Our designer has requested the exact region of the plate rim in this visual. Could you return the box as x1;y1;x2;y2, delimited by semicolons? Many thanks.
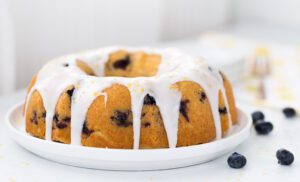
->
6;101;251;163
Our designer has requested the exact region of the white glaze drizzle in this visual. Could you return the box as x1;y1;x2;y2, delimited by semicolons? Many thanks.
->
209;67;233;135
150;78;181;148
71;77;110;145
24;47;232;148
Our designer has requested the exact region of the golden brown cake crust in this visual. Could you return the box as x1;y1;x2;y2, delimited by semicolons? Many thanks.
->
139;94;169;149
82;84;134;149
51;86;74;144
105;50;161;77
220;72;238;124
76;60;95;76
26;90;46;139
175;81;216;147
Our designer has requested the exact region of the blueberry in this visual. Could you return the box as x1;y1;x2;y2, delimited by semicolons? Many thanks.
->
219;107;228;115
254;121;273;135
199;92;207;103
254;119;264;126
31;111;38;125
179;99;190;122
251;111;265;125
53;114;70;129
56;122;68;129
42;112;47;118
276;149;294;165
82;121;93;135
66;88;75;97
142;122;151;128
113;55;130;70
110;110;132;127
143;94;156;105
227;152;247;169
282;107;297;118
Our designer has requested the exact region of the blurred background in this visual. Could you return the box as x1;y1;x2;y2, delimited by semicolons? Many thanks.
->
1;0;300;99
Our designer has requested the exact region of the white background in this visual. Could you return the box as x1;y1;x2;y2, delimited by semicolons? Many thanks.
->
1;0;300;94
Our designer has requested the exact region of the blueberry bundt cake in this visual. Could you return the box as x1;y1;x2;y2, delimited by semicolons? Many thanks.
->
24;47;238;149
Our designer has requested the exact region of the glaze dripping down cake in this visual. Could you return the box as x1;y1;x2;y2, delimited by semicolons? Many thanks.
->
24;47;238;149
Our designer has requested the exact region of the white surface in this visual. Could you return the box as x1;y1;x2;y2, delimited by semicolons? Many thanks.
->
235;42;300;110
235;0;300;30
6;0;232;89
0;0;15;95
6;103;250;171
0;89;299;181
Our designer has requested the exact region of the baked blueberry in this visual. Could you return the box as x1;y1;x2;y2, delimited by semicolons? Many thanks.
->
199;92;207;103
282;107;297;118
42;112;47;118
227;152;247;169
276;149;294;165
113;55;130;70
180;100;190;122
110;110;132;127
142;122;151;128
251;111;265;125
31;111;38;125
141;112;146;117
56;122;68;129
82;121;93;135
66;88;75;97
219;107;227;115
53;114;70;129
254;121;273;135
143;94;156;105
53;114;59;123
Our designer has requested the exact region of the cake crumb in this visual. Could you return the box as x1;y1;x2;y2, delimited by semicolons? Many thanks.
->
93;92;98;97
10;177;15;182
127;84;133;88
20;161;30;167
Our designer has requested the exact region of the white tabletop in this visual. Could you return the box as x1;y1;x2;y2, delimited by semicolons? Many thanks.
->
0;87;299;182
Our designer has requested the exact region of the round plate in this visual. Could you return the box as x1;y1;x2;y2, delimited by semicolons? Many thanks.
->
6;102;251;171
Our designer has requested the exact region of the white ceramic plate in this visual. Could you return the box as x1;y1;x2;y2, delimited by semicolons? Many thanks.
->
6;102;251;171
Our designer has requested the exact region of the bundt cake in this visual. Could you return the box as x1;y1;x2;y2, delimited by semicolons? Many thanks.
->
24;47;238;149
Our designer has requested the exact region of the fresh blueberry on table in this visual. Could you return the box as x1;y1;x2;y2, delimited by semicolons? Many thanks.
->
282;107;297;118
227;152;247;169
251;111;265;125
254;121;273;135
276;149;294;166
